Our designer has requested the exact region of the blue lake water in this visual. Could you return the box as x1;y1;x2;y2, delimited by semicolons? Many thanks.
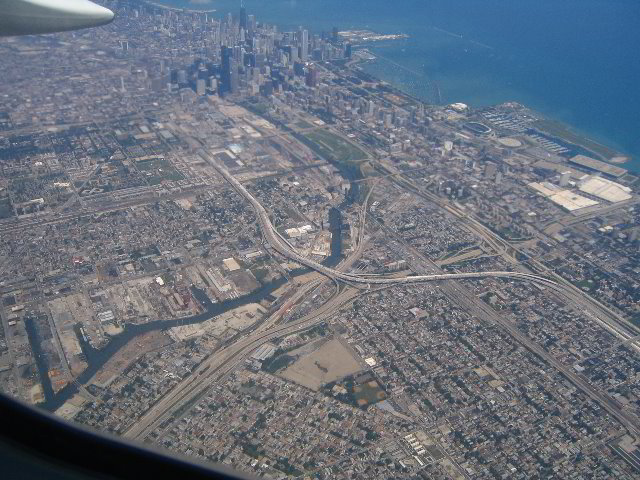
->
156;0;640;172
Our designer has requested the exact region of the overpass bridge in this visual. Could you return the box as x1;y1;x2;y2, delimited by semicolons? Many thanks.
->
200;150;557;289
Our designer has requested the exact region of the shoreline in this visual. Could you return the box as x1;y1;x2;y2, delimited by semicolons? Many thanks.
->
355;50;635;171
143;0;636;174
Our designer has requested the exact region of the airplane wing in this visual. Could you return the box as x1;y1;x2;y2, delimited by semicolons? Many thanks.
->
0;0;114;36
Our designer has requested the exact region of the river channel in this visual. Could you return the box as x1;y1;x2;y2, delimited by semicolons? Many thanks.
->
40;273;303;412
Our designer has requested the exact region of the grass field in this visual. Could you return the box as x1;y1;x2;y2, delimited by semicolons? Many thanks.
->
353;380;387;407
301;129;368;164
136;158;183;185
294;119;313;129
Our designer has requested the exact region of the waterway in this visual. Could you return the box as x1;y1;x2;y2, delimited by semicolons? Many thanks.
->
323;207;343;268
42;276;290;411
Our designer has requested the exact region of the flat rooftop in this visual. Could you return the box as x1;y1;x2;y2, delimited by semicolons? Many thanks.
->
569;155;627;178
579;176;632;203
529;182;600;211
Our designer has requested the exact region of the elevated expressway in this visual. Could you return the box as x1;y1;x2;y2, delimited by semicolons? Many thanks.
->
199;150;557;289
125;284;361;440
123;149;639;441
375;160;639;346
196;148;640;438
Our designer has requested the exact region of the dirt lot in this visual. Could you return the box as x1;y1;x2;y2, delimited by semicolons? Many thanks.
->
279;337;362;391
89;330;171;387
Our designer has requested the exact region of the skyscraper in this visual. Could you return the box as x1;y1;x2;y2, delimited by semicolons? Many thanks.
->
301;29;308;61
221;46;233;94
345;43;352;59
239;3;247;30
177;69;187;85
293;60;305;77
305;66;318;87
196;78;206;95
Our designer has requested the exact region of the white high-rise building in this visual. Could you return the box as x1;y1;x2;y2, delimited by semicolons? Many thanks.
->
196;78;206;95
301;29;308;61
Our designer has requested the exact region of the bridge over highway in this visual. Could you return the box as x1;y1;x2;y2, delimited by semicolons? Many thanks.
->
199;150;558;289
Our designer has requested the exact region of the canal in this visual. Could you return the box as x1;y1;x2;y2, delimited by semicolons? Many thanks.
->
42;274;295;411
323;207;343;268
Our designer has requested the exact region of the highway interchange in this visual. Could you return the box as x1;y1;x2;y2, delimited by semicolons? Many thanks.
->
199;150;561;289
120;147;640;442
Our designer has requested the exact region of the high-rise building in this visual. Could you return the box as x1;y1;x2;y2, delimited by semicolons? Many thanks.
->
301;29;308;61
233;45;243;65
221;46;233;94
293;60;305;77
384;113;392;129
196;78;206;95
287;44;298;62
209;76;218;92
239;5;247;29
177;69;187;85
367;100;375;117
305;66;317;87
345;43;352;59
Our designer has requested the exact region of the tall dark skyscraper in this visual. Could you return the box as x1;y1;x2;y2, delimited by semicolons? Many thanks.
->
305;66;318;87
239;4;247;30
293;60;305;77
221;45;233;94
345;43;352;59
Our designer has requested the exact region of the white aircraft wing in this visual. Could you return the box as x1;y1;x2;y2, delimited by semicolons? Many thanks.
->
0;0;114;36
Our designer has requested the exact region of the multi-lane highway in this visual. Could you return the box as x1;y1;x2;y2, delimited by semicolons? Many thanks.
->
125;285;361;440
199;149;558;289
121;147;640;443
377;159;639;347
203;145;640;437
369;211;640;438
